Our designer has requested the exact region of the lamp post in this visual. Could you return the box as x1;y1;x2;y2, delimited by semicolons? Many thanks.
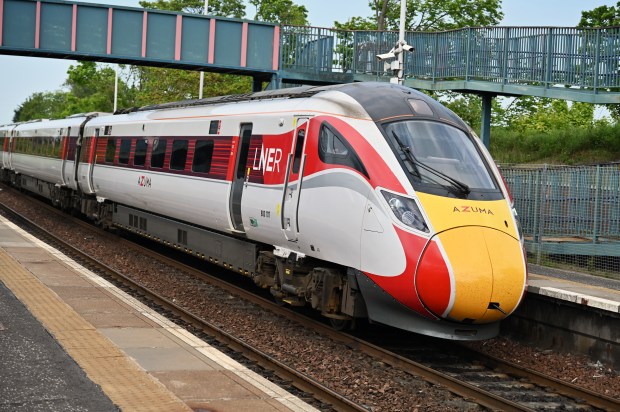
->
114;65;118;112
199;0;209;99
396;0;406;84
376;0;412;84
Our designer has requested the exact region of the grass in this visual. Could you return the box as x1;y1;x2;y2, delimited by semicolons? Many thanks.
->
489;123;620;165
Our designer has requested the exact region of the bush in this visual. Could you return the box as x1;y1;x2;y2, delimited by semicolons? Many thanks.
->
489;123;620;165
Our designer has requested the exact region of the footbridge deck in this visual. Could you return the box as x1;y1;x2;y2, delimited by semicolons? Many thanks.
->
279;25;620;104
1;1;619;104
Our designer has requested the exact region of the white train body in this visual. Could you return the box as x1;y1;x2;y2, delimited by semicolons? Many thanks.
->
0;83;527;340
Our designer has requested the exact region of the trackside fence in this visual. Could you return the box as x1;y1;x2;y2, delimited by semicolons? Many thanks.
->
500;163;620;276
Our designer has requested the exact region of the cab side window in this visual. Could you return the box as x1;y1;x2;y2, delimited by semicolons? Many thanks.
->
318;122;368;178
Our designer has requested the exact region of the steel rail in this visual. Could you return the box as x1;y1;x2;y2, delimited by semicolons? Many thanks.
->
460;344;620;411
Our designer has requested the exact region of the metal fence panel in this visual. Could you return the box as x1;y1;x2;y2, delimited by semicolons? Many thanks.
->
501;164;620;275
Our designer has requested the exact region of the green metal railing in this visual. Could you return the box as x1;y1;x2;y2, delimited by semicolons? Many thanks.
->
280;26;620;94
501;164;620;263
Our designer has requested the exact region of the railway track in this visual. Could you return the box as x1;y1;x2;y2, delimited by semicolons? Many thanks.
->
0;194;363;411
1;186;618;411
371;335;619;411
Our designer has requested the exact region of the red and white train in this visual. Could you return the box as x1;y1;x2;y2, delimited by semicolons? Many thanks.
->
0;82;527;340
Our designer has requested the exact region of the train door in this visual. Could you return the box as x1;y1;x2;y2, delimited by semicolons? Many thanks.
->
72;116;91;190
59;127;71;185
1;132;8;169
229;123;253;232
76;128;99;194
6;130;15;170
281;117;309;241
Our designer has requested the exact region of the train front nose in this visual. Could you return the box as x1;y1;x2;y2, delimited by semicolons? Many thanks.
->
415;226;526;323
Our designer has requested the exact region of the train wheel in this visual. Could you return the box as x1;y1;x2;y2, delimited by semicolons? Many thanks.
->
329;318;352;331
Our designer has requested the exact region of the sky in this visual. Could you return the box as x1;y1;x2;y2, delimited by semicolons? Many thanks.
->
0;0;617;123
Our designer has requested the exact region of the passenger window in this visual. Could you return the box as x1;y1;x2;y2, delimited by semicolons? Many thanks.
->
52;136;61;158
47;136;53;156
318;122;368;178
170;139;188;170
134;139;148;166
118;139;131;164
67;136;78;161
151;139;167;168
105;138;116;163
192;140;214;173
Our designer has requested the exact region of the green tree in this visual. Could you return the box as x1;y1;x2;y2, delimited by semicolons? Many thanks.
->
336;0;503;31
133;0;273;106
438;92;505;130
504;97;595;133
13;62;134;121
130;67;251;106
139;0;245;18
579;2;620;27
13;91;69;122
249;0;309;25
578;2;620;120
64;61;134;114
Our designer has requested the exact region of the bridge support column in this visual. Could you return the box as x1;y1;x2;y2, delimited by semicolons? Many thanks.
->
480;93;494;149
252;76;264;92
264;73;281;91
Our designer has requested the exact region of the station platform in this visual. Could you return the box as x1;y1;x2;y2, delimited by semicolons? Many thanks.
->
528;264;620;315
0;215;317;412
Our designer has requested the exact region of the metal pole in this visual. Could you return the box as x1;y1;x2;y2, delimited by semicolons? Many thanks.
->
113;65;118;112
199;0;208;99
536;164;549;264
593;165;601;243
397;0;406;84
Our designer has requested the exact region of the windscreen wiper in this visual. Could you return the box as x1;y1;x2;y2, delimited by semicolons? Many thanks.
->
391;131;470;197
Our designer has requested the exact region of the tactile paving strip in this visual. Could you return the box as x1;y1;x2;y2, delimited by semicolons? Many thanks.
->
0;248;192;412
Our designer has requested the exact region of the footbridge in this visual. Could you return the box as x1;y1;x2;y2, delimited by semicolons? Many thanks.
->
279;25;620;104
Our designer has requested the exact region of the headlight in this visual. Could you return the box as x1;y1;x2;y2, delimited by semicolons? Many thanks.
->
381;191;429;233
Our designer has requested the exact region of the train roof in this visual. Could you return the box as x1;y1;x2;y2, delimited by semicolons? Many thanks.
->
121;82;467;130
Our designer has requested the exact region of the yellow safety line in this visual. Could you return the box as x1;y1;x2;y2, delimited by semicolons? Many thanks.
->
0;249;191;412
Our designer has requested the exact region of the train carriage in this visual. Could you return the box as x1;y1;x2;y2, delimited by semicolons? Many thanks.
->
1;123;17;173
1;82;527;340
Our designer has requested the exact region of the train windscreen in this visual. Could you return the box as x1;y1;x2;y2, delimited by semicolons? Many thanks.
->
384;120;502;200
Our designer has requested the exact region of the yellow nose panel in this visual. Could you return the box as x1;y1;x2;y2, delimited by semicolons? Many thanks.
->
477;228;527;322
437;226;526;323
437;227;492;322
